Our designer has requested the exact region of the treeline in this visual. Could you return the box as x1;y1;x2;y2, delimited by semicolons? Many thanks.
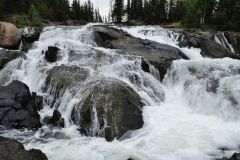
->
0;0;102;25
111;0;240;31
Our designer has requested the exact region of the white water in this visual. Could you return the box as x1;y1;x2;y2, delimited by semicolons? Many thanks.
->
1;24;240;160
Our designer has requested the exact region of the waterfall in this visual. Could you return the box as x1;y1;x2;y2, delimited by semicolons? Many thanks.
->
1;24;240;160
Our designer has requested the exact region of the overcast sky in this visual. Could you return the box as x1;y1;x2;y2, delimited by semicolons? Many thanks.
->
69;0;127;17
69;0;111;17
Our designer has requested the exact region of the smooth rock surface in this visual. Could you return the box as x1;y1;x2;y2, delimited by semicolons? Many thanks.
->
72;78;144;141
0;22;21;50
93;25;188;80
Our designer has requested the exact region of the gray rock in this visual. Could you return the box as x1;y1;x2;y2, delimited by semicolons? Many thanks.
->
224;31;240;54
21;27;42;52
0;136;48;160
0;81;42;129
0;49;25;70
93;25;188;80
178;31;240;59
71;78;144;141
43;65;89;108
45;46;60;63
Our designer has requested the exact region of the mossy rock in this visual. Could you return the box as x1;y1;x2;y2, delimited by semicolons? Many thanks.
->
72;78;144;141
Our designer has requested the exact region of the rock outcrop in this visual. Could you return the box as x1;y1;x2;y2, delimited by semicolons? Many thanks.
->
71;78;144;141
0;81;42;129
21;27;42;51
0;136;48;160
177;30;240;59
93;25;188;80
0;49;25;70
43;65;89;108
0;22;21;50
223;31;240;54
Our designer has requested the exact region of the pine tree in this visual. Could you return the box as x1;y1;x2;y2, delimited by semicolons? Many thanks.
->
112;0;124;23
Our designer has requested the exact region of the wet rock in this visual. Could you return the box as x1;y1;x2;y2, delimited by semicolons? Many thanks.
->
141;59;150;73
229;153;240;160
93;25;188;80
48;110;65;128
45;46;60;62
71;78;144;141
0;80;42;129
22;27;42;43
21;27;42;51
0;22;21;50
0;49;25;70
44;65;89;108
0;136;48;160
224;31;240;54
178;31;240;59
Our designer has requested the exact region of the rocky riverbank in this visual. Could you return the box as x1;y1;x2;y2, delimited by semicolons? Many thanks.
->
1;22;240;159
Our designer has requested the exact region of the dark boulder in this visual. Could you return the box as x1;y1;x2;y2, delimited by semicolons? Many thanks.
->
177;31;240;59
22;27;42;43
0;80;42;129
21;27;42;51
93;26;188;80
230;153;240;160
0;136;48;160
46;110;65;128
71;78;144;141
224;31;240;54
0;50;25;70
45;46;60;63
43;65;89;108
141;59;150;73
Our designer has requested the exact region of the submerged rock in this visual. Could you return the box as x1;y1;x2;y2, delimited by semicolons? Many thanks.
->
0;80;42;129
0;22;21;50
45;46;60;62
0;49;25;70
93;25;188;80
71;78;144;141
0;136;48;160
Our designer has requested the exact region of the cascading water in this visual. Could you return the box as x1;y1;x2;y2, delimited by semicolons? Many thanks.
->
1;24;240;160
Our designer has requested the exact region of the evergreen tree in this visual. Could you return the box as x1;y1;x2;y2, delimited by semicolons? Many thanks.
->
112;0;124;22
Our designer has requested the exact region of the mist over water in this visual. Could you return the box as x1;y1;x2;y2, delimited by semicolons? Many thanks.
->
1;24;240;160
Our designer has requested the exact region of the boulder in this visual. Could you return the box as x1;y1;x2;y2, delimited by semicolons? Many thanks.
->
45;46;60;62
0;49;25;70
93;25;188;80
141;59;150;73
71;78;144;141
0;136;48;160
21;27;42;51
0;80;42;129
229;153;240;160
224;31;240;54
178;31;240;59
0;22;21;50
46;110;65;128
43;65;89;108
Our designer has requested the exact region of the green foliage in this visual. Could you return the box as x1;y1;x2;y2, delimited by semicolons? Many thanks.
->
0;0;99;26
